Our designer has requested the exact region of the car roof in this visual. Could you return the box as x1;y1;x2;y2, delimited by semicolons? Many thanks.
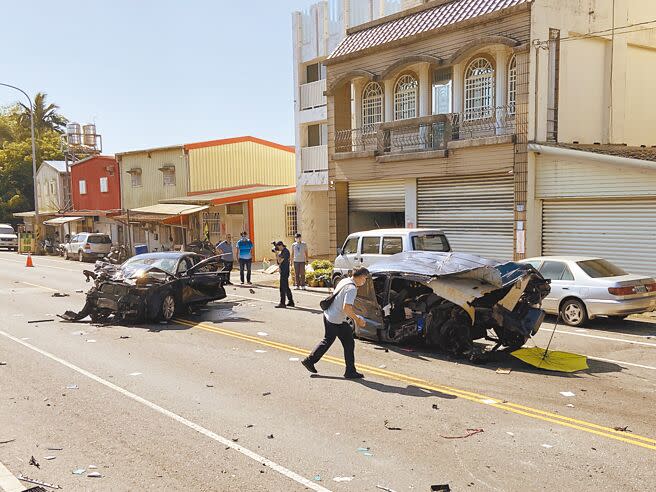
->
128;252;197;260
348;228;444;236
77;232;110;236
522;256;602;262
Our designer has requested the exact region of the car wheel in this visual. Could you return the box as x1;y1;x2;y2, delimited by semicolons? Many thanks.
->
78;251;84;262
159;294;176;322
560;299;588;327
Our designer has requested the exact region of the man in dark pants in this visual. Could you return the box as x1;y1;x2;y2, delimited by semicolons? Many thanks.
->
236;232;254;284
274;241;294;308
215;234;234;285
302;267;368;379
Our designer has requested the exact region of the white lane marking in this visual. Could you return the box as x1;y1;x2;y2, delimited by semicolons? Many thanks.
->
0;459;27;492
0;256;80;272
587;356;656;371
548;329;656;348
0;330;331;492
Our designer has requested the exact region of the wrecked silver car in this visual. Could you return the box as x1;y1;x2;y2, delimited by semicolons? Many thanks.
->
353;252;550;356
62;252;228;323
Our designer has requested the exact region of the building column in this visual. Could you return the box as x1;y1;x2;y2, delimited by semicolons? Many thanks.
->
495;49;509;109
353;79;364;130
384;79;394;122
418;63;431;117
452;63;463;114
404;178;417;228
525;151;541;257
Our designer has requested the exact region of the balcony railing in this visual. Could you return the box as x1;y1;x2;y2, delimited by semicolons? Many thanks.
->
334;106;516;156
300;145;328;172
300;79;327;110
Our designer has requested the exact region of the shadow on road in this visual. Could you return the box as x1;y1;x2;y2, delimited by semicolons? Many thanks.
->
309;374;457;399
545;314;656;337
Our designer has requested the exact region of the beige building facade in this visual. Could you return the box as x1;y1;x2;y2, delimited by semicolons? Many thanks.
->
323;0;656;274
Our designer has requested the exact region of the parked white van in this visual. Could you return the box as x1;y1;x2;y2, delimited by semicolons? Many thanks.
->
0;224;18;251
333;228;451;283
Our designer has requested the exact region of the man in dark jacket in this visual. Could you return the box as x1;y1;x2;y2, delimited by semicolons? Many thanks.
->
274;241;294;308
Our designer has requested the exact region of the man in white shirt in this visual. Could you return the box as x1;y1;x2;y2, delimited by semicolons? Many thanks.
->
302;267;369;379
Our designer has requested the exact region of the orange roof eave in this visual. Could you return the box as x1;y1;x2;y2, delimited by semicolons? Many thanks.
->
210;186;296;205
184;136;295;154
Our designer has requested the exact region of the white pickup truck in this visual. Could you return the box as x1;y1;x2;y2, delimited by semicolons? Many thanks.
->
0;224;18;251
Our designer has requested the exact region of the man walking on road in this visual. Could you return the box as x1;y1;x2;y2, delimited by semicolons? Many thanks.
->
216;234;234;285
236;232;254;284
274;241;294;308
291;233;308;290
302;268;368;379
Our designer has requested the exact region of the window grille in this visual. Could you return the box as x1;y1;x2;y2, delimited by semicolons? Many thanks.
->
131;173;142;187
163;170;176;186
202;212;221;235
464;58;495;120
285;204;298;237
362;82;383;133
99;177;108;193
393;74;418;121
79;180;87;195
508;55;517;115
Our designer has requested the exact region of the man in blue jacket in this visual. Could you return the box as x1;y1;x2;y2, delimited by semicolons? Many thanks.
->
236;232;254;284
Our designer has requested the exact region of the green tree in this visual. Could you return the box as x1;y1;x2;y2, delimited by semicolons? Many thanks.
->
17;92;68;136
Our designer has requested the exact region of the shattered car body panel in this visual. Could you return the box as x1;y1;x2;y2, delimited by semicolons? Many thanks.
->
354;252;550;356
62;252;229;323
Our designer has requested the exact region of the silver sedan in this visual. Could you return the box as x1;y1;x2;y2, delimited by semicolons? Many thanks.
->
520;256;656;327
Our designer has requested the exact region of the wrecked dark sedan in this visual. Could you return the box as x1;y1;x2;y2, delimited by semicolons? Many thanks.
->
352;252;550;357
63;252;228;323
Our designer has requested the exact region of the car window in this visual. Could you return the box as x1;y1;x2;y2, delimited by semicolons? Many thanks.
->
412;234;449;252
177;258;192;274
539;261;572;281
70;235;80;243
382;237;403;255
561;265;575;281
88;235;111;244
361;237;380;254
0;226;14;234
524;260;542;269
577;259;627;278
342;237;359;255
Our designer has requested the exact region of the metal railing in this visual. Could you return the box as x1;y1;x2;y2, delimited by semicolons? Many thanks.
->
300;79;327;110
334;106;517;156
300;145;328;172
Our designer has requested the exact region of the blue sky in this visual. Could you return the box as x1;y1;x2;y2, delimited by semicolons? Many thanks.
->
0;0;319;153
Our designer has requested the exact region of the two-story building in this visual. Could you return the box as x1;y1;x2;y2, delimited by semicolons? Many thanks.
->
324;0;656;274
69;155;123;242
117;136;296;258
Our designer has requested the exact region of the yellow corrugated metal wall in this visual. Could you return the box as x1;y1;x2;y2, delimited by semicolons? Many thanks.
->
118;148;188;210
252;192;296;261
188;141;295;192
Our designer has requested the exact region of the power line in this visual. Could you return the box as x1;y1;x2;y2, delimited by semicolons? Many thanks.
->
533;18;656;46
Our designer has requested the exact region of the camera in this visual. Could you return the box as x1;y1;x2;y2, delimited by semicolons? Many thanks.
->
271;241;278;253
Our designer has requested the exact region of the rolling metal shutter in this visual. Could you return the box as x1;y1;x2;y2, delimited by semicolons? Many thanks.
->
542;199;656;276
348;180;405;212
417;174;514;260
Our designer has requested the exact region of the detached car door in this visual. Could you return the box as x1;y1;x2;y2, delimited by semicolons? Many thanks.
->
184;257;226;303
353;275;384;340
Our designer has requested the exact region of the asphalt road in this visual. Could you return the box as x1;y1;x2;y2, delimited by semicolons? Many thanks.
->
0;251;655;491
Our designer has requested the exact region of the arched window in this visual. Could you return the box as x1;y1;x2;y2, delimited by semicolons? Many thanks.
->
508;55;517;115
394;74;418;121
362;82;383;133
464;57;495;120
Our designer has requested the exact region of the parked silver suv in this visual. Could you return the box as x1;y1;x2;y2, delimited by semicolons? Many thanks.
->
0;224;18;251
63;232;112;262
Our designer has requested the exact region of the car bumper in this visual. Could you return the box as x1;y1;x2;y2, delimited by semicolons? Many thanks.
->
586;297;656;317
0;242;17;248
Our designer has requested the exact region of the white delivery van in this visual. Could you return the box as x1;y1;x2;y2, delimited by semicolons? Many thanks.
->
333;228;450;283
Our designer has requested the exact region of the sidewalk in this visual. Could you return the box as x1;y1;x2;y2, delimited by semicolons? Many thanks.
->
230;265;332;295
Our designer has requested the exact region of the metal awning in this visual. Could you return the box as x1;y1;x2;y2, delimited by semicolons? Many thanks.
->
161;185;295;206
114;204;208;224
43;216;84;226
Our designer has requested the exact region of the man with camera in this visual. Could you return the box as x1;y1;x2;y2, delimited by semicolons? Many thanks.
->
273;241;294;308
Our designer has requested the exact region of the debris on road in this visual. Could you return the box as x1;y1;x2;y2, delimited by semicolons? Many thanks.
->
566;404;575;408
255;349;267;353
46;447;63;451
559;391;576;397
246;424;254;428
66;384;79;390
119;336;131;339
267;434;274;439
613;426;632;433
0;438;16;444
541;444;554;449
439;428;484;439
506;432;515;436
17;474;62;490
333;476;354;482
0;361;7;366
75;289;84;293
376;486;398;492
87;472;102;478
378;364;387;369
384;420;402;431
257;331;269;336
431;485;451;492
262;392;271;396
289;357;300;362
88;465;98;470
314;475;322;481
51;292;69;298
496;368;512;374
44;456;56;460
28;319;55;324
129;372;142;376
432;404;439;410
72;468;86;475
29;456;40;468
206;384;214;388
249;289;256;294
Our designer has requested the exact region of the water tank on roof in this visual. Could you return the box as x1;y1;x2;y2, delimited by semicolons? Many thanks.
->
82;124;96;147
66;122;81;146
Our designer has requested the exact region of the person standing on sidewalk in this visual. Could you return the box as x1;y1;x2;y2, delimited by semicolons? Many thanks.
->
274;241;294;308
291;233;309;290
236;232;254;284
216;234;234;285
302;268;368;379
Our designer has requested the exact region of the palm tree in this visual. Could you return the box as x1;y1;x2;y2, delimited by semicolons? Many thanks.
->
18;92;68;135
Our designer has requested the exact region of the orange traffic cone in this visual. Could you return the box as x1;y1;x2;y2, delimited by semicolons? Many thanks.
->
26;253;34;267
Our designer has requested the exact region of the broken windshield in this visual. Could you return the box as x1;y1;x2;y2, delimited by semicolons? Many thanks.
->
121;256;178;276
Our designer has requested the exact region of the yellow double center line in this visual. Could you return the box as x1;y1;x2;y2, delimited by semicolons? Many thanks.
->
175;318;656;452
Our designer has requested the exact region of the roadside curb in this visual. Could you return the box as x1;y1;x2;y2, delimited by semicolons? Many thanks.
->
0;461;24;492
